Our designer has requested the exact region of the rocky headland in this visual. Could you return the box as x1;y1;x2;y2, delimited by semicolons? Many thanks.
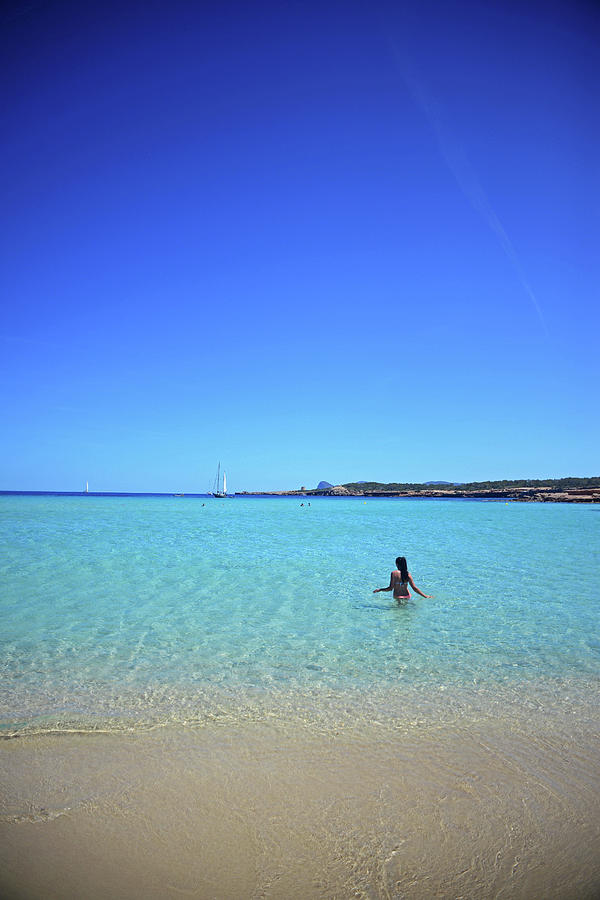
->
236;479;600;503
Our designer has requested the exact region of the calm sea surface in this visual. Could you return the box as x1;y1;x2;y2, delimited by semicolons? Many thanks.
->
1;495;599;734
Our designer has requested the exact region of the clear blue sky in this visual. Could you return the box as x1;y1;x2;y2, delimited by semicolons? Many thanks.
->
2;0;598;492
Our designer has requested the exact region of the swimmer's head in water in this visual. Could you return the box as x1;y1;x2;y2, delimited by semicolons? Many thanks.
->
396;556;408;581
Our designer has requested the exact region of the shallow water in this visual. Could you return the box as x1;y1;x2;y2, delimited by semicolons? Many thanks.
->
1;495;599;732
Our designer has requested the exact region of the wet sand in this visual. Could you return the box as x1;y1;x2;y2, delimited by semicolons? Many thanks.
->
1;709;599;899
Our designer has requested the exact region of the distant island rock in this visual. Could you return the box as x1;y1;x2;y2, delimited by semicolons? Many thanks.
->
317;481;333;490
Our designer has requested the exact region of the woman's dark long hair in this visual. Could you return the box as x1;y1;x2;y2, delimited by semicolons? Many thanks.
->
396;556;409;582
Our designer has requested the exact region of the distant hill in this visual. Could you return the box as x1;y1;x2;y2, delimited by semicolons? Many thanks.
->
343;477;600;493
424;481;456;485
317;481;333;490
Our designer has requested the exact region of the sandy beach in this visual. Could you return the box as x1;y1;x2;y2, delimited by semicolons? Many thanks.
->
2;702;599;900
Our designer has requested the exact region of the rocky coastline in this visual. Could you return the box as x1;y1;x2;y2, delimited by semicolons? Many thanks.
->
236;486;600;503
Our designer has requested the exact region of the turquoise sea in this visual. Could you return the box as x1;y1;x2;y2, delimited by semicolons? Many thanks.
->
1;495;599;734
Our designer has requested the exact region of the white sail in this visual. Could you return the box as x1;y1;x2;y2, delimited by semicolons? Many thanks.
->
211;462;231;497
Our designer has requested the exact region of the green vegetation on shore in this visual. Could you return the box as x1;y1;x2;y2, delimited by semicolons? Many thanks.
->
342;476;600;493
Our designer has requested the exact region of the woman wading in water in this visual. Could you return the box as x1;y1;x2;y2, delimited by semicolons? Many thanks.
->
373;556;433;602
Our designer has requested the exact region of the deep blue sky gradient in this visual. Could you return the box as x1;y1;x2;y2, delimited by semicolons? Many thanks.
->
2;0;598;491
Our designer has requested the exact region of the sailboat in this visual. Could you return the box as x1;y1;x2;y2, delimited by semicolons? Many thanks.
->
211;462;230;498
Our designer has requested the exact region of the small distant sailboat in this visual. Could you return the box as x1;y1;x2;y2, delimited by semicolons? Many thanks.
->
85;481;89;494
211;462;231;498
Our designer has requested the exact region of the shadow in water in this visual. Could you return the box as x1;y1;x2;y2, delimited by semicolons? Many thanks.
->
352;600;415;612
